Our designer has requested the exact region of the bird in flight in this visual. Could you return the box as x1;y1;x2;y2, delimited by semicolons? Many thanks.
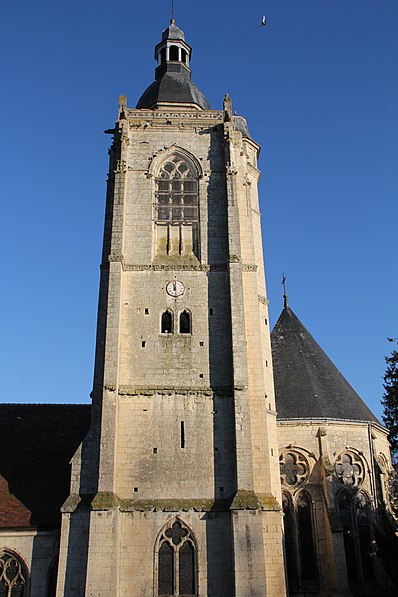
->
259;15;267;27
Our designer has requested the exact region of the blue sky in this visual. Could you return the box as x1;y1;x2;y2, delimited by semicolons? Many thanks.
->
1;1;397;420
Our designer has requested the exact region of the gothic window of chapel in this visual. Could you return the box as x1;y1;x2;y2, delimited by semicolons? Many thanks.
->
155;155;199;260
157;520;196;596
281;490;319;593
0;552;27;597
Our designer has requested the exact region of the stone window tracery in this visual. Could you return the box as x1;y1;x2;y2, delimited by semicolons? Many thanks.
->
0;552;26;597
335;452;365;487
280;451;308;487
157;519;196;596
155;155;199;259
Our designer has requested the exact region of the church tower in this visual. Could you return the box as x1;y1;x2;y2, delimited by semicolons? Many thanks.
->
57;19;286;596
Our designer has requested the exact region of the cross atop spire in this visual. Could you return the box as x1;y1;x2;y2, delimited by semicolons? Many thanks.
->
282;272;288;308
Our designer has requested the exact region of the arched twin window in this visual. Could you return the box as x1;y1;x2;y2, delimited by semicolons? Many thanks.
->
157;520;197;596
161;310;191;334
155;155;199;259
0;551;27;597
282;491;319;594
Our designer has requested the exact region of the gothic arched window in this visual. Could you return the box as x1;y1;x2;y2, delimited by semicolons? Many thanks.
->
155;155;199;259
46;559;58;597
161;310;174;334
157;520;197;596
179;310;191;334
282;492;299;594
338;490;358;581
0;551;27;597
296;491;318;586
281;490;318;593
355;492;374;581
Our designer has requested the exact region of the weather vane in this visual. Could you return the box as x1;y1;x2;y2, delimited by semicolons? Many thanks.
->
171;0;175;22
282;272;288;308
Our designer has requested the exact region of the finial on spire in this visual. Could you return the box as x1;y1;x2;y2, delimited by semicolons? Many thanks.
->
171;0;175;24
282;272;288;308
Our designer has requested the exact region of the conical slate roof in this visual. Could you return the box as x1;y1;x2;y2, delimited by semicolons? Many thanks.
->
271;306;378;423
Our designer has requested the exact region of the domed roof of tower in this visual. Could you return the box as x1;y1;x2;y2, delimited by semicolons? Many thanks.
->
162;19;185;40
271;305;378;423
136;20;211;110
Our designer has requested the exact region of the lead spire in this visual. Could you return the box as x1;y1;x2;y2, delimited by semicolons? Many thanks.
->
171;0;175;23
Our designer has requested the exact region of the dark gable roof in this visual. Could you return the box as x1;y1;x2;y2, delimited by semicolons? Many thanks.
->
271;306;378;423
0;404;90;529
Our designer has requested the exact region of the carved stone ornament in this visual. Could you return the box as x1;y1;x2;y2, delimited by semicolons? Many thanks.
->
279;451;309;487
334;451;365;487
114;160;127;174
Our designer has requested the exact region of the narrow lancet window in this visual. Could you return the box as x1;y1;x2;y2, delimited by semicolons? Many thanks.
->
339;491;357;581
161;310;173;334
296;491;318;586
179;311;191;334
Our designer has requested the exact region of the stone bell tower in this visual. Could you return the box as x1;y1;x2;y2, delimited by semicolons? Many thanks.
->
56;18;286;597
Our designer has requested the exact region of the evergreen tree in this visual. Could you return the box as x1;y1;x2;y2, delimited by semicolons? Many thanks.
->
382;342;398;465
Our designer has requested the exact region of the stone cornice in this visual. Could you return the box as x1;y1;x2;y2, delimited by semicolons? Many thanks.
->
62;491;281;513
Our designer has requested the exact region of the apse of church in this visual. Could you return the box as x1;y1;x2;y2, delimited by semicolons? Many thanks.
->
1;16;397;597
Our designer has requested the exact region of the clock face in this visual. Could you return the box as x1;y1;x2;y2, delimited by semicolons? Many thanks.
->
166;280;185;297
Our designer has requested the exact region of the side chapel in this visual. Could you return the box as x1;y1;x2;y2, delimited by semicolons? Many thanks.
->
1;18;397;597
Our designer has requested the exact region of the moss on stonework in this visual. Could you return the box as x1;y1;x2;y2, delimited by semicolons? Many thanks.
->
91;492;120;510
120;498;216;512
230;490;281;511
63;492;281;513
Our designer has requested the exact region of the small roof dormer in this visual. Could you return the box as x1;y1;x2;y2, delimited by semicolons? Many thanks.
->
136;19;210;111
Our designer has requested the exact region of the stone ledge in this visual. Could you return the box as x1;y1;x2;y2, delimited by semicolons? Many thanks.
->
62;491;281;513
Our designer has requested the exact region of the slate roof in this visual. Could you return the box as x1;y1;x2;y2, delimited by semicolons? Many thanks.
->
0;404;90;529
136;70;211;110
271;306;378;423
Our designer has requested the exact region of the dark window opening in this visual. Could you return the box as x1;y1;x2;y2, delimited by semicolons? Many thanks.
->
339;491;357;581
169;45;179;61
180;310;191;334
46;559;58;597
153;448;158;454
145;308;149;315
180;421;185;449
181;49;188;64
179;541;195;595
158;542;174;595
161;310;173;334
282;493;299;594
199;341;204;346
356;494;374;581
297;491;318;586
134;487;139;493
265;318;268;325
142;341;146;348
